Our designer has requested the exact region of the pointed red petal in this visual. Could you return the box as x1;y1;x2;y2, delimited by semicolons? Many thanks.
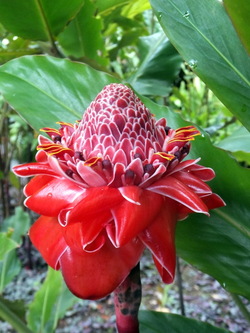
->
111;188;164;247
201;193;226;210
173;171;212;195
77;163;107;187
59;238;144;300
139;199;177;283
63;211;112;252
68;187;123;223
148;176;209;215
12;162;57;177
24;175;54;196
25;178;85;216
118;186;141;204
29;216;67;269
177;193;225;220
187;164;215;181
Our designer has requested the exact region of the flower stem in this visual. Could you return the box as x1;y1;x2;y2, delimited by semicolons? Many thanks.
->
176;257;185;316
114;263;141;333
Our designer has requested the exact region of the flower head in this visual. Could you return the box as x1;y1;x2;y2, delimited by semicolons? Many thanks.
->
13;84;225;299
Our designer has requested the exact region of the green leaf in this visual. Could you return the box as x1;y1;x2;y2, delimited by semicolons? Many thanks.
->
0;55;119;131
95;0;130;16
216;126;250;164
150;0;250;130
27;267;77;333
139;311;232;333
0;251;21;293
224;0;250;54
1;207;30;244
231;151;250;165
128;32;182;96
0;0;84;41
0;296;26;323
0;207;30;291
0;296;32;333
121;0;151;18
0;234;18;260
216;126;250;154
58;0;108;67
142;97;250;299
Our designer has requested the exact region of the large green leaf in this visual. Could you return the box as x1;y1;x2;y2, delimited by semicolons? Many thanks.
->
58;0;108;67
1;55;250;299
0;56;119;131
27;268;77;333
142;96;250;299
0;0;84;41
139;311;232;333
128;32;182;96
224;0;250;54
150;0;250;131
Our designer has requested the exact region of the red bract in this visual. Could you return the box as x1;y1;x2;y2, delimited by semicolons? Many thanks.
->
13;84;225;300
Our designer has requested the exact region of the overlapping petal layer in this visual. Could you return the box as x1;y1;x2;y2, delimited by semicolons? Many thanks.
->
13;83;225;299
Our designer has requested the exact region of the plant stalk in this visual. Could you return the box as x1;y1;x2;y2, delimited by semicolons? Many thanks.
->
114;262;141;333
176;257;185;316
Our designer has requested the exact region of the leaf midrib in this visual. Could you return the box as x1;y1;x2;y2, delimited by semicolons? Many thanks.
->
0;71;80;118
164;0;250;87
215;208;250;239
33;0;53;42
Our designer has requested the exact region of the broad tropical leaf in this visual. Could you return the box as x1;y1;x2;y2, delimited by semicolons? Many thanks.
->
150;0;250;131
0;0;84;41
139;311;232;333
58;0;108;67
0;56;119;131
224;0;250;54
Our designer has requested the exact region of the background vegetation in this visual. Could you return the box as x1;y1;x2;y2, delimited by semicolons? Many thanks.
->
0;0;250;332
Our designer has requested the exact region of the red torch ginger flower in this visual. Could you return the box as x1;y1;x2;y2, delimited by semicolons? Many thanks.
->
13;84;225;300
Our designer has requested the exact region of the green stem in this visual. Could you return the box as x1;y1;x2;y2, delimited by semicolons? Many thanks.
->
0;298;33;333
230;293;250;324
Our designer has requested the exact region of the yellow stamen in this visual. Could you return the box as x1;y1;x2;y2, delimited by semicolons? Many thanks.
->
40;127;61;136
56;121;74;128
37;144;73;156
84;156;101;167
154;152;175;161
